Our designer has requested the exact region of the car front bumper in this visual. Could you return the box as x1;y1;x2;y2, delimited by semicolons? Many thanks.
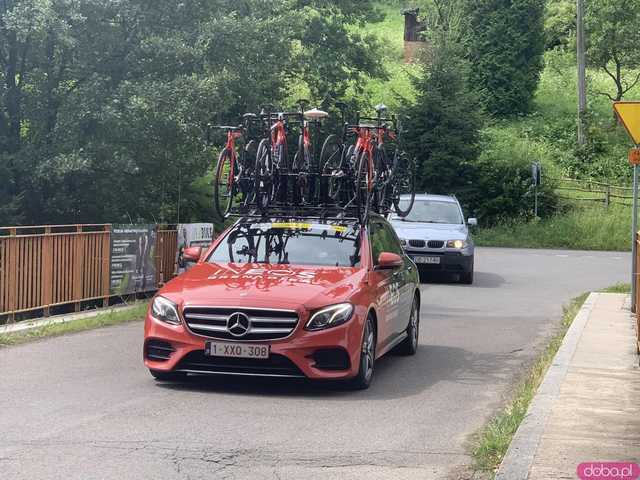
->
405;250;473;273
143;307;366;380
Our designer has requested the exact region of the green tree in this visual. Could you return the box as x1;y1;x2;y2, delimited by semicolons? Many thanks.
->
586;0;640;101
403;1;483;200
466;0;546;116
544;0;575;51
0;0;384;226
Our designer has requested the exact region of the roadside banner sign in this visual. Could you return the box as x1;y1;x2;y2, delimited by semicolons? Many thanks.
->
110;225;157;295
614;101;640;145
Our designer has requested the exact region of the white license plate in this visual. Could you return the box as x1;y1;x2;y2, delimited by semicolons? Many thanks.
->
413;256;441;264
205;342;270;359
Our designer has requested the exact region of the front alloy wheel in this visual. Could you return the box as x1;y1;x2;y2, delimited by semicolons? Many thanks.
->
349;315;376;390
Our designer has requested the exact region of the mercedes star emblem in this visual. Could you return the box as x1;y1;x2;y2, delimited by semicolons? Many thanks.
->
226;312;251;337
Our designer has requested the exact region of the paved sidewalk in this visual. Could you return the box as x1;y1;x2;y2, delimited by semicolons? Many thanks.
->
497;293;640;479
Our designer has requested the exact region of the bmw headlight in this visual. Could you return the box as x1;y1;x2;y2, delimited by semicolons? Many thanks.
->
446;239;466;249
305;303;354;331
151;296;181;325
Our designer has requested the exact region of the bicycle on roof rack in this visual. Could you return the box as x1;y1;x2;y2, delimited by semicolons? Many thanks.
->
211;112;259;218
212;101;416;223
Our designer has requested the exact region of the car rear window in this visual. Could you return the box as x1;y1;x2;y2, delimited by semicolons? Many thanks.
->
207;222;362;268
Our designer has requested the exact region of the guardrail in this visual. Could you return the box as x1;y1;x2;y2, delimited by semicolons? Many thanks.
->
556;177;633;207
0;224;179;321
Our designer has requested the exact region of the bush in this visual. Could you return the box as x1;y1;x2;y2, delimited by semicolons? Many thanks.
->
463;127;558;225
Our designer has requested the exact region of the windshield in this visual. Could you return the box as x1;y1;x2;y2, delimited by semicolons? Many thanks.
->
393;200;463;224
207;222;361;267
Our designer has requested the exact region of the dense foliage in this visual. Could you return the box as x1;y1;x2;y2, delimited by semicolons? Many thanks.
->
0;0;383;226
466;0;546;117
585;0;640;102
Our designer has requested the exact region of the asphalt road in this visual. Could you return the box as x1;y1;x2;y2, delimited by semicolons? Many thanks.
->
0;248;629;479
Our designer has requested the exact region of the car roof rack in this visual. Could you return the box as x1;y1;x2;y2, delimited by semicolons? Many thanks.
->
228;204;363;224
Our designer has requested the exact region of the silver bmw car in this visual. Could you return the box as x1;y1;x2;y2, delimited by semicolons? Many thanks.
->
389;194;476;284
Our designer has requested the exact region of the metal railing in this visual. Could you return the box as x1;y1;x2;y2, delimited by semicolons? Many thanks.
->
0;224;180;320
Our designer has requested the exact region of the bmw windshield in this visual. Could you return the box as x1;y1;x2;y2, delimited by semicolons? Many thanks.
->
207;221;362;267
392;200;463;224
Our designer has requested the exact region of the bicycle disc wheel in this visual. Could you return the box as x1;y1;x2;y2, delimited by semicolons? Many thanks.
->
320;134;342;202
355;149;373;222
254;139;273;214
392;151;416;217
241;140;258;206
214;148;235;217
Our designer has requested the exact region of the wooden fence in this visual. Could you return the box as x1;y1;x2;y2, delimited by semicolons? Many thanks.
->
0;224;179;321
556;177;633;207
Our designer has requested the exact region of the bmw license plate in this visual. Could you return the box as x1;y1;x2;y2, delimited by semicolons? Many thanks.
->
205;342;270;359
413;256;441;265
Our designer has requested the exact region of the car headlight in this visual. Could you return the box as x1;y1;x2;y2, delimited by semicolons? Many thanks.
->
400;238;407;246
446;239;466;249
151;296;181;325
305;303;354;331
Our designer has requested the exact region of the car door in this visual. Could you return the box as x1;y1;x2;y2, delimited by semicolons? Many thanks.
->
377;221;414;334
368;219;408;347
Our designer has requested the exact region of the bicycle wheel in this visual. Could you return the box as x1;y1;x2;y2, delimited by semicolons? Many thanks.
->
374;145;392;216
254;139;274;214
320;134;342;202
214;148;235;217
391;151;416;217
355;148;373;222
271;142;287;204
241;140;258;206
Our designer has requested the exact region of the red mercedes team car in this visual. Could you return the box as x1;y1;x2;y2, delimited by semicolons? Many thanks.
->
144;214;421;389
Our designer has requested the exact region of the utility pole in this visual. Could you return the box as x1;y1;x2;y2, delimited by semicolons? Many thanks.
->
577;0;587;145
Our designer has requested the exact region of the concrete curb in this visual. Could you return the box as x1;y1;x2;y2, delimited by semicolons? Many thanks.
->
0;303;143;335
495;292;598;480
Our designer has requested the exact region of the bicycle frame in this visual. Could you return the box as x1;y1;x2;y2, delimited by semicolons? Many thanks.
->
224;129;244;188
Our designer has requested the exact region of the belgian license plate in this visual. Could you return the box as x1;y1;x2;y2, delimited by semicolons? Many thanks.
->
206;342;270;359
413;256;441;265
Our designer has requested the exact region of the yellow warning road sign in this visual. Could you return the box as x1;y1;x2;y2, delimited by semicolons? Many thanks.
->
614;101;640;145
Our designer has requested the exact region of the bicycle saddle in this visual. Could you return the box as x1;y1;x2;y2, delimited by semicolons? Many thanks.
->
304;108;329;120
374;103;388;114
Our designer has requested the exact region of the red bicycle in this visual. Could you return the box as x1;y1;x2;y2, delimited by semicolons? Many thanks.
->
213;122;255;217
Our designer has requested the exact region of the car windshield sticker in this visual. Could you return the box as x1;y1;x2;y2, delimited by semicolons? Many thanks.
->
251;222;349;234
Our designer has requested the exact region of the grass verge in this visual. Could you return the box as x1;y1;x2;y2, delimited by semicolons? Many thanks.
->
0;302;148;347
471;284;630;476
474;204;630;251
471;292;589;476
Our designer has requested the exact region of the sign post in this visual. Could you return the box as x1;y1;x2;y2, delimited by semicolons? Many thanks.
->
531;162;542;218
613;102;640;312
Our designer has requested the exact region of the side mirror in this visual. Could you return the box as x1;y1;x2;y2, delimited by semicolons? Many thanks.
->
468;218;478;227
377;252;403;269
183;246;203;263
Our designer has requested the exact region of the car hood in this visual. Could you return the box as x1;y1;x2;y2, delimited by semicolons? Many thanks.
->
159;262;365;311
389;220;468;241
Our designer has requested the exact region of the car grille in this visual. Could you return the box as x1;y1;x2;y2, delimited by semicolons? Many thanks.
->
427;240;445;249
182;307;299;341
408;239;425;248
174;350;305;378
